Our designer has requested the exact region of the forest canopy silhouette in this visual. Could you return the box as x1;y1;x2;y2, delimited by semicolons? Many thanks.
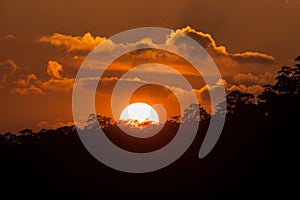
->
0;56;299;198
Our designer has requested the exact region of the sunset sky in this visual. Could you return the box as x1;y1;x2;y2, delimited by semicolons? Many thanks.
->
0;0;299;133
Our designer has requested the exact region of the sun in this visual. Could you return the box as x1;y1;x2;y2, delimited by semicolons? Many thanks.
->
119;103;159;127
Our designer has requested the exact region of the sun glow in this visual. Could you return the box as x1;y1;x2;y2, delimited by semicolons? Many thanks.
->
119;103;159;127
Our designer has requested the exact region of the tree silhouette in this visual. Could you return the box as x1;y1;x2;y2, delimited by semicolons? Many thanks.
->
19;129;34;136
273;66;296;95
257;84;276;103
273;57;300;95
182;103;210;122
226;90;255;113
257;56;300;118
169;115;181;124
86;113;113;129
4;132;18;144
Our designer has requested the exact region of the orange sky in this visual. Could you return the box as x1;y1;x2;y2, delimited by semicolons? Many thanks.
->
0;0;299;133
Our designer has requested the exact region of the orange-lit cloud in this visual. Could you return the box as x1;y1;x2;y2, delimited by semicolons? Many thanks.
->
43;60;74;92
41;78;74;92
38;32;106;52
91;76;212;114
0;34;16;40
15;73;38;87
179;26;275;64
284;0;300;5
226;83;264;97
33;27;276;108
14;85;45;95
0;60;18;86
232;72;274;85
37;120;73;130
47;60;63;79
13;61;74;94
38;26;275;68
13;73;45;95
6;59;17;73
228;80;263;96
28;27;276;102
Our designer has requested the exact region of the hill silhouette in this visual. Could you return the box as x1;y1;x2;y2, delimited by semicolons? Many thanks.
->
0;56;299;199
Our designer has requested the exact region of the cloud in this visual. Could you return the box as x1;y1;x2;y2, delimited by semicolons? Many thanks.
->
78;74;265;116
13;73;45;95
193;78;265;111
232;72;274;85
284;0;300;5
78;75;211;113
76;76;147;92
15;73;39;87
13;60;74;95
178;26;275;64
41;78;74;92
0;34;16;40
0;60;18;86
228;84;264;98
33;26;276;98
38;32;106;52
37;120;73;130
43;60;74;92
194;78;264;99
47;60;63;79
223;79;264;97
5;59;17;74
38;26;274;68
14;85;45;95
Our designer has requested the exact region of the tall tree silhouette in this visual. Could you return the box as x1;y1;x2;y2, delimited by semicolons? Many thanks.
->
257;84;276;103
258;56;300;117
182;103;210;122
226;90;255;114
273;56;300;95
86;113;113;129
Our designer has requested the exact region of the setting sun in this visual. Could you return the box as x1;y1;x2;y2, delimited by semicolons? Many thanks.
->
119;103;159;126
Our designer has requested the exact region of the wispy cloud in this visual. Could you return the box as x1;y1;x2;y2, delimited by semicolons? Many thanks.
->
38;32;105;52
41;78;74;92
0;34;16;40
179;26;275;64
0;59;18;88
37;120;73;130
284;0;300;5
13;73;45;95
232;72;275;85
13;60;74;95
